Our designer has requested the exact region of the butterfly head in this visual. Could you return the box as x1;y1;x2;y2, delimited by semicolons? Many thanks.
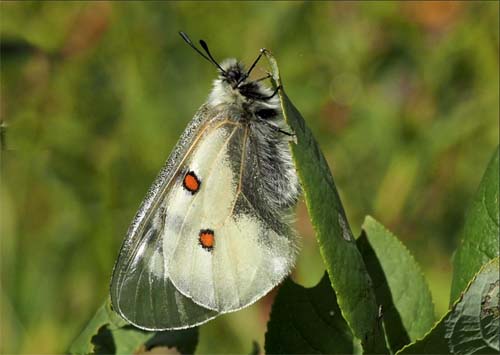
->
218;59;246;86
208;58;277;109
179;32;279;112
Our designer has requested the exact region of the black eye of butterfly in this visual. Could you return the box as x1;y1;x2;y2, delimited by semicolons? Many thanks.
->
225;69;241;82
255;108;277;119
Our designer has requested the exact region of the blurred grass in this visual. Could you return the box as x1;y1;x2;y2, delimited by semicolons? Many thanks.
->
0;1;498;354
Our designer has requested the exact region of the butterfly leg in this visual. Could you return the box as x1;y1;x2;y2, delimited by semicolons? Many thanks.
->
255;116;295;137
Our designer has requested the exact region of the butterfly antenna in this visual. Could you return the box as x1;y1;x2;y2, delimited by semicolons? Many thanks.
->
179;32;226;74
199;39;226;73
237;49;265;87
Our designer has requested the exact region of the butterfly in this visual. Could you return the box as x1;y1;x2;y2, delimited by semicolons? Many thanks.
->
110;32;301;330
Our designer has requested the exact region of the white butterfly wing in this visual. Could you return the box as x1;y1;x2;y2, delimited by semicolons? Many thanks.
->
168;124;299;312
111;106;221;330
111;225;218;330
112;108;299;329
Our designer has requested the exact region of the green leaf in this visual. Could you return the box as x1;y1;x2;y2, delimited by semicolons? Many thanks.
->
445;258;499;354
358;216;435;352
265;273;362;354
263;51;386;353
69;299;198;354
70;301;112;355
398;257;500;354
450;147;499;303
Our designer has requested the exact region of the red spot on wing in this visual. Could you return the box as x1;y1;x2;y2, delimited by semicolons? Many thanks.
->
199;229;215;251
183;171;200;193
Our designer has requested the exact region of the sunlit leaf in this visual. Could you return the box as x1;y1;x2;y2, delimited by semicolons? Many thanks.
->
358;216;435;352
450;147;499;303
70;301;111;355
264;51;386;353
398;257;499;354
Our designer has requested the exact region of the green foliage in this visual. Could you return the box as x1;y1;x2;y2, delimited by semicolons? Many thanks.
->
445;258;499;354
265;274;362;354
69;48;499;355
450;149;500;303
397;148;500;354
399;258;499;354
358;216;435;352
265;57;498;354
70;300;198;354
70;301;117;355
2;2;499;354
265;51;386;353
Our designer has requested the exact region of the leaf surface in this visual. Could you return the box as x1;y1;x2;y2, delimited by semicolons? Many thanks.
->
450;147;499;303
358;216;435;352
265;273;362;354
69;299;198;354
264;51;386;353
399;258;499;354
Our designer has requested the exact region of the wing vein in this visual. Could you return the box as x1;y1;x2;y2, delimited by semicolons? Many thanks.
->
118;122;239;312
119;120;239;274
141;120;239;229
171;125;239;304
148;264;157;328
117;227;153;306
215;126;249;309
133;268;146;323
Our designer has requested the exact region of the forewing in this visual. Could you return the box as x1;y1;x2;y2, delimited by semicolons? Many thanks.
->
111;106;226;330
168;126;299;312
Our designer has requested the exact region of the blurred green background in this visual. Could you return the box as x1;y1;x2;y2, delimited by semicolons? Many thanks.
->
1;1;498;353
